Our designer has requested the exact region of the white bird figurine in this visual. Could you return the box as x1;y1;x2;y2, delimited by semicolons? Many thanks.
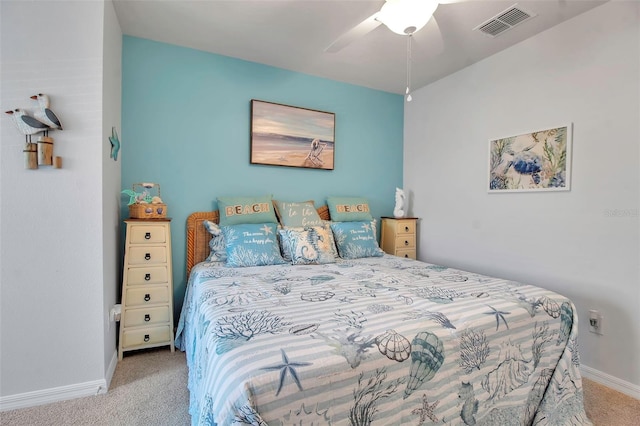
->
5;108;50;143
30;93;63;131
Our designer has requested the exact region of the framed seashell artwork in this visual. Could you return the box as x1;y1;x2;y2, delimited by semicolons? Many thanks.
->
488;124;572;192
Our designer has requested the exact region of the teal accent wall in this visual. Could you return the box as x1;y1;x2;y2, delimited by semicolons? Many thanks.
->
122;36;404;318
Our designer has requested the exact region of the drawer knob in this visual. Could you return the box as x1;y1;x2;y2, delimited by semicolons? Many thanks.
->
144;293;151;302
145;232;151;240
144;253;151;260
405;226;409;232
404;240;409;246
145;273;151;281
144;334;150;342
144;314;151;322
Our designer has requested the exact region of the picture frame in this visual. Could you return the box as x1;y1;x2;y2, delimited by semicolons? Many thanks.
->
488;124;572;193
250;99;335;170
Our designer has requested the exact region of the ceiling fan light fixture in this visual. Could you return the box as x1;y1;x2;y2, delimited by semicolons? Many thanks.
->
377;0;439;35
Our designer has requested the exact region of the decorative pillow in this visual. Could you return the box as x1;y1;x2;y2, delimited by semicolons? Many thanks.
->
316;221;339;259
279;223;337;265
273;200;323;227
326;196;373;222
203;220;227;262
221;222;285;267
217;195;278;226
330;220;384;259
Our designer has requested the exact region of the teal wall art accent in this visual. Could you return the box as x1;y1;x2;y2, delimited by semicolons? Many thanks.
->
122;36;404;318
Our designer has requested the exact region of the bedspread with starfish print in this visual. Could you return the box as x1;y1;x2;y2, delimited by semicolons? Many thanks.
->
175;255;591;425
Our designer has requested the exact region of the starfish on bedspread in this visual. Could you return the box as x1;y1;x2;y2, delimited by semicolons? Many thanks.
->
484;305;511;331
412;394;440;424
261;349;312;396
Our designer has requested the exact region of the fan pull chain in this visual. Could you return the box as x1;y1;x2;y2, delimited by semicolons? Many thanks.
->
406;34;412;102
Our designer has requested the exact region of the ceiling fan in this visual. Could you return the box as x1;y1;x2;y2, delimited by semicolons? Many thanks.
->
325;0;468;101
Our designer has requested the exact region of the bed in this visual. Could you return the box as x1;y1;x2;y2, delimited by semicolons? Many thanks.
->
175;206;591;425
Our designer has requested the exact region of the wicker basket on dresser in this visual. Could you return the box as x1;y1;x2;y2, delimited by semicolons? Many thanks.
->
118;219;174;360
380;217;418;259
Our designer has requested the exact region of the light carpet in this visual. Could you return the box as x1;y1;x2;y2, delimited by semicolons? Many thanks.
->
2;347;638;425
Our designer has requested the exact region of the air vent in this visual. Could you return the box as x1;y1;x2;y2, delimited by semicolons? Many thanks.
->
474;4;536;37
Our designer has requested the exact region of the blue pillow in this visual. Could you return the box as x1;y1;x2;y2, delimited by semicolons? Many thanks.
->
217;195;278;226
326;196;373;222
278;224;337;265
203;220;226;262
330;220;384;259
221;223;285;267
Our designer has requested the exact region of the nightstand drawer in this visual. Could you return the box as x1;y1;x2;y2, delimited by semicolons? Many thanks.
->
125;286;170;307
129;225;167;244
127;266;168;285
395;235;415;249
122;325;172;348
395;248;416;259
128;246;167;265
124;306;170;327
393;220;416;235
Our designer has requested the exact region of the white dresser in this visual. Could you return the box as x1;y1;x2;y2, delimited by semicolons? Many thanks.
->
119;219;174;360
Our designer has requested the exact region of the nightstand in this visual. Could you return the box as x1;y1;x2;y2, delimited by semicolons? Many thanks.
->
119;219;174;360
380;217;418;259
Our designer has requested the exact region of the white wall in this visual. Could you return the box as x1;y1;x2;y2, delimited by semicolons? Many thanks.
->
404;1;639;395
101;0;123;384
0;0;121;408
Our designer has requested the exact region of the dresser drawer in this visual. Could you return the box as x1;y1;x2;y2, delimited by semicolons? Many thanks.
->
128;246;167;265
124;306;170;327
393;220;416;235
395;248;416;260
126;266;168;285
394;235;415;249
125;286;170;307
122;325;172;348
129;225;167;244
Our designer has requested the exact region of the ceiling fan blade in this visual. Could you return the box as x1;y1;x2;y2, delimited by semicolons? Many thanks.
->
325;12;382;53
437;0;482;4
421;15;444;57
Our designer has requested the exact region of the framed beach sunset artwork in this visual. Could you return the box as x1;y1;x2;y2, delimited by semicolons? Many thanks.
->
488;124;572;193
250;100;335;170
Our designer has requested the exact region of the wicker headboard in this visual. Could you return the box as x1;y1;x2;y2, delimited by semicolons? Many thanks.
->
186;205;330;277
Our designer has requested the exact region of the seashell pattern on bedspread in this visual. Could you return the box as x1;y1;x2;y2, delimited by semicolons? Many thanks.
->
175;255;591;425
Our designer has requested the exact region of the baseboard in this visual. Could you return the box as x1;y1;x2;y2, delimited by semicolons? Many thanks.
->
0;350;119;411
0;378;107;412
581;364;640;400
104;349;118;392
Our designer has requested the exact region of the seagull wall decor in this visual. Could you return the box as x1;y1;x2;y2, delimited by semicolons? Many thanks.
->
30;93;63;132
5;108;50;144
5;93;66;170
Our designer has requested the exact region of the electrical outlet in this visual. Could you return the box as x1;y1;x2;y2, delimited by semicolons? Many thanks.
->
588;310;603;335
111;304;122;322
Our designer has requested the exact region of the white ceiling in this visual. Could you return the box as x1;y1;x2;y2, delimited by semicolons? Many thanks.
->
112;0;607;95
